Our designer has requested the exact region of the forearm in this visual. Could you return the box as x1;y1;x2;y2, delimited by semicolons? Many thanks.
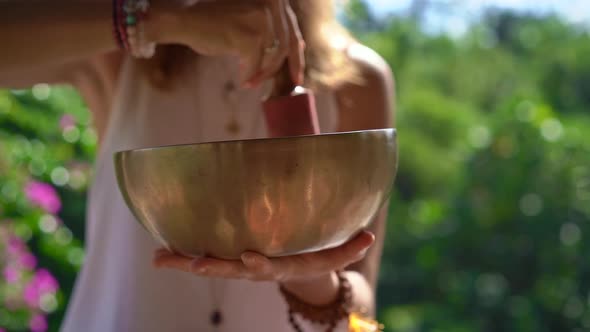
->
0;1;118;73
349;203;389;294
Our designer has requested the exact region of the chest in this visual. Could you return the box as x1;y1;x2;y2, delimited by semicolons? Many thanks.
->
93;56;339;154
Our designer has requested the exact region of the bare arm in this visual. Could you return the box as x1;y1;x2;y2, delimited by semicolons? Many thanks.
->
338;44;396;287
0;1;120;88
339;44;395;313
316;44;396;315
1;0;306;90
1;61;86;89
273;44;396;316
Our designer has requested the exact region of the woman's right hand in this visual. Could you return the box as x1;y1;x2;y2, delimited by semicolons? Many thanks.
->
150;0;305;88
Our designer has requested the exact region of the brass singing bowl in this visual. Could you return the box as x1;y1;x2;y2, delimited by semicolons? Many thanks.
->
114;129;398;259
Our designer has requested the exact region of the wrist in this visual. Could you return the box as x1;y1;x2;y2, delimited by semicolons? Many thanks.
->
280;272;340;306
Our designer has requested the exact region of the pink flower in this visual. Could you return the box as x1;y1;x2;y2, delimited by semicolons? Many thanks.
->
23;269;59;308
24;181;61;214
23;282;40;308
19;252;37;270
7;236;25;255
35;269;59;293
3;266;20;283
29;314;47;332
59;114;76;130
0;327;6;332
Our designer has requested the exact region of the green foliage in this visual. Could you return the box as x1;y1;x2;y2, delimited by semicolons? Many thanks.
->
1;3;590;332
347;5;590;332
0;87;94;331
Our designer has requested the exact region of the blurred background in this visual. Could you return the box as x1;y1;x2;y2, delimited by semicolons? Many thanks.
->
1;0;590;331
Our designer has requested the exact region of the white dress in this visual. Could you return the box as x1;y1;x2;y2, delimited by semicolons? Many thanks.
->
60;55;342;332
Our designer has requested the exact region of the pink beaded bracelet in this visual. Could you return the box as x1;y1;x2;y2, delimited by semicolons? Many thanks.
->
113;0;155;58
112;0;124;49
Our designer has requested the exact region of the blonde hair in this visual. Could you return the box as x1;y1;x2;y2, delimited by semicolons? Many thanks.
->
139;0;358;91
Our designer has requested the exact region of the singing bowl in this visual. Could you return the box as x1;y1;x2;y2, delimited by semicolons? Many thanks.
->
114;128;398;259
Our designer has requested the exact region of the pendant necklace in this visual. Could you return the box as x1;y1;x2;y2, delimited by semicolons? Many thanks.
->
209;277;227;330
223;80;241;135
221;60;271;138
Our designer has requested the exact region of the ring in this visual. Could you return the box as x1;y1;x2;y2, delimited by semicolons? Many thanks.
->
263;7;280;54
265;39;280;54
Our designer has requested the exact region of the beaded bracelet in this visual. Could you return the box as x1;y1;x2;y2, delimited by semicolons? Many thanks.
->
279;271;384;332
279;271;352;332
116;0;129;51
111;0;124;49
113;0;156;58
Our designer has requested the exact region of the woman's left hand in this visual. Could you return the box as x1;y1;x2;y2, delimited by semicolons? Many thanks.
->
153;230;374;283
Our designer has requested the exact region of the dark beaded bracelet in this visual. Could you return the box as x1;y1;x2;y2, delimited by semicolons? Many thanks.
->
115;0;129;50
279;271;352;332
111;0;124;49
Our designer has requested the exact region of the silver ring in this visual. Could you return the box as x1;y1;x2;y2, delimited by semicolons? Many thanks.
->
265;39;280;54
263;7;280;54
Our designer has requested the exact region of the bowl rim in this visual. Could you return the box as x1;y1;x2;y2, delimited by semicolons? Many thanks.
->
113;128;396;156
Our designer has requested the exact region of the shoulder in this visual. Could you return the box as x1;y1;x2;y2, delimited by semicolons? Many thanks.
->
347;43;394;92
334;43;395;131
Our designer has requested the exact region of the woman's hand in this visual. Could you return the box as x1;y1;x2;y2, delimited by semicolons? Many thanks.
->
153;230;374;283
150;0;305;87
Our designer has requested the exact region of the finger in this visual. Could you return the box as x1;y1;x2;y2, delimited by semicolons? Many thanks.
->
325;230;375;265
241;251;274;276
246;49;287;87
240;43;266;88
271;230;375;277
246;5;289;86
155;248;171;259
190;257;249;278
285;5;305;86
266;0;289;61
155;251;252;279
260;0;288;43
303;230;375;266
153;251;195;272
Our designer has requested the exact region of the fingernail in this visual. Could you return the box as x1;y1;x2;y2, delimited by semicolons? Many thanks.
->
243;252;268;269
360;247;370;256
353;248;370;262
189;257;206;273
242;253;257;266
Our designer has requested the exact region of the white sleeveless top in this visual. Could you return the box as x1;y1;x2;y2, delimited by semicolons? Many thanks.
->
60;56;342;331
